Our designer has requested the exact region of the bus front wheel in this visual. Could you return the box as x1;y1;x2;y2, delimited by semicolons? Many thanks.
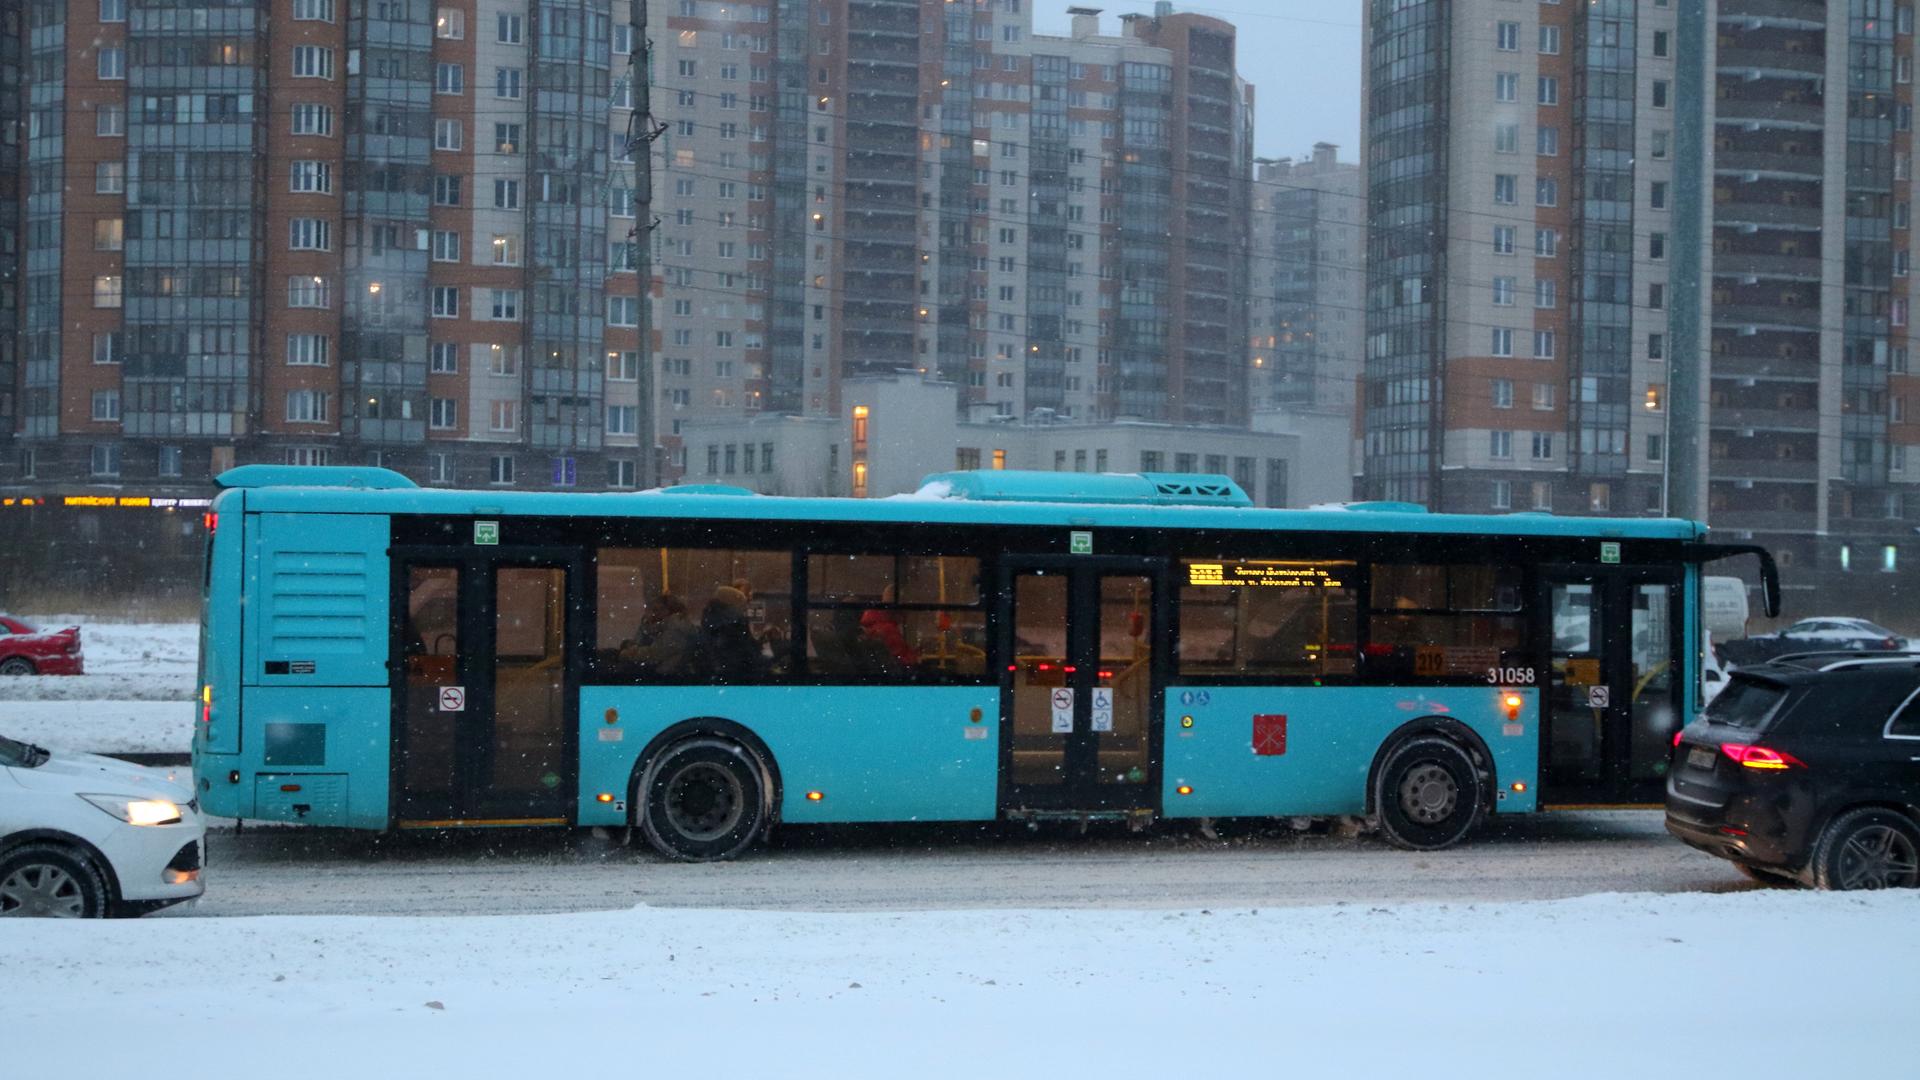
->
1372;735;1486;851
635;738;771;861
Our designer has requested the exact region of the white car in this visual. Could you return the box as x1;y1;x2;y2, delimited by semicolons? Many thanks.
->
1;733;205;917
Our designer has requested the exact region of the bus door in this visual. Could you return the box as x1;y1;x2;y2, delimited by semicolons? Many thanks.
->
1538;567;1683;804
999;559;1166;812
392;548;584;825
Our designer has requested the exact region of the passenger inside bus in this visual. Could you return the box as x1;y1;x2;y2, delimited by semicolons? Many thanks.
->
617;593;697;678
699;586;768;679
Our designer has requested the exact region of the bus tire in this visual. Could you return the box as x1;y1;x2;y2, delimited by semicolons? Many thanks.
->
1373;735;1485;852
635;738;771;861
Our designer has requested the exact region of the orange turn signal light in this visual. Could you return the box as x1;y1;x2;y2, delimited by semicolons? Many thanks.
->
1176;784;1193;796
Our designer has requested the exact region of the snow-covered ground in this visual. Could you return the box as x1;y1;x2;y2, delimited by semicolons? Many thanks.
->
0;617;196;755
6;891;1912;1076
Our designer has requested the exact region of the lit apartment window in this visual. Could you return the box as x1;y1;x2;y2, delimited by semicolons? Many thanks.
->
492;235;520;265
435;6;463;37
93;218;123;251
93;275;123;308
287;275;330;309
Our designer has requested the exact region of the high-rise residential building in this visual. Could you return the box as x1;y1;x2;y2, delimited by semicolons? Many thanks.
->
1361;0;1683;516
649;0;1254;476
0;0;648;495
1705;0;1917;613
1251;143;1362;415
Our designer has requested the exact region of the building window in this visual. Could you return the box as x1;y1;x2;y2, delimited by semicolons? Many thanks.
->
1647;434;1664;463
1494;175;1516;204
1492;379;1514;409
96;104;124;137
1650;181;1669;209
608;460;638;488
285;390;331;423
607;405;637;436
91;445;120;478
1651;129;1670;159
1492;480;1512;510
1531;433;1554;460
494;179;521;209
91;390;120;422
293;0;334;19
435;6;463;37
1535;177;1558;207
490;402;517;433
92;332;122;365
432;230;460;262
95;162;125;193
1537;76;1558;105
1490;431;1513;459
1538;25;1559;53
93;218;123;251
494;122;521;154
1652;30;1670;57
1649;282;1666;310
1588;483;1611;513
1495;123;1519;154
1537;127;1559;156
492;235;521;265
98;48;125;80
609;296;640;326
1536;228;1558;257
434;118;463;150
292;46;333;79
1533;330;1556;360
488;289;521;321
434;174;462;206
93;275;122;308
1534;279;1556;309
1532;383;1555;411
607;351;640;381
1651;80;1670;108
288;218;331;251
291;104;335;136
430;286;459;318
435;63;464;95
495;67;523;99
1496;21;1519;50
1493;277;1515;306
430;398;458;429
100;0;126;21
431;342;459;374
286;448;333;467
287;334;330;367
1495;72;1517;102
290;160;333;193
489;455;515;485
1493;225;1514;255
498;12;523;42
287;275;330;309
158;446;182;478
1491;327;1513;357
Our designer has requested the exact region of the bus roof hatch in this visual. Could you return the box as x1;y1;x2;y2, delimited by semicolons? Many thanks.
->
214;465;419;490
920;470;1252;507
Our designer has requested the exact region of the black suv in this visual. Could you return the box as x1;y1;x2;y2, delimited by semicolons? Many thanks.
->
1666;653;1920;890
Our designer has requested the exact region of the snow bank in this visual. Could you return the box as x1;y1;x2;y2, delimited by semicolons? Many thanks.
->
0;620;196;753
5;891;1912;1077
0;699;191;755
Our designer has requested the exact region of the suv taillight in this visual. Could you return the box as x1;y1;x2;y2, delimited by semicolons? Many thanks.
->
1721;742;1805;770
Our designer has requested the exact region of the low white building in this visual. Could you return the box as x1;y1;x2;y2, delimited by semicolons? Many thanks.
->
675;374;1352;507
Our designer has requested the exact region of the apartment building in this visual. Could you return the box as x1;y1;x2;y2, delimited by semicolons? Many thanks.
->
0;0;648;495
1250;143;1362;415
1707;0;1919;615
1361;0;1684;517
648;0;1255;476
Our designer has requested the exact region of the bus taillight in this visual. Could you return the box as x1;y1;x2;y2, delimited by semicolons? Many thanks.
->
1503;694;1523;720
201;684;212;725
203;511;218;533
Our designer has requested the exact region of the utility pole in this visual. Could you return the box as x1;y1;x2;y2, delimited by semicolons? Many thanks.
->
626;0;665;485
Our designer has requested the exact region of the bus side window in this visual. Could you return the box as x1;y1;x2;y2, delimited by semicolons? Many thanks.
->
592;546;792;683
1175;558;1358;679
1368;564;1529;682
806;553;985;682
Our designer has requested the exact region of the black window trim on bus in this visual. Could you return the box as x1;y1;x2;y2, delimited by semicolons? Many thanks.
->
1685;543;1782;618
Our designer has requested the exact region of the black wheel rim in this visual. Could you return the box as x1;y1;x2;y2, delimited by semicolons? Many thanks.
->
663;761;745;842
0;659;31;676
0;864;86;917
1836;824;1920;890
1398;762;1459;826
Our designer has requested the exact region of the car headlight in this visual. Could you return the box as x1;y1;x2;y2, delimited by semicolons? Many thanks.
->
79;794;184;826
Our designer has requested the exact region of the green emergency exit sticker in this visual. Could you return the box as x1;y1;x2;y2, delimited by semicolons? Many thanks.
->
1070;530;1093;555
475;520;500;546
1600;541;1620;564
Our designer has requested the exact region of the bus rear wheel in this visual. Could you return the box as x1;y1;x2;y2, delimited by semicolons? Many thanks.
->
636;738;771;861
1373;735;1485;851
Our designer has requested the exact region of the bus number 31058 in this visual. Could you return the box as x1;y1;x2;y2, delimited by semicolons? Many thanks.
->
1487;667;1537;685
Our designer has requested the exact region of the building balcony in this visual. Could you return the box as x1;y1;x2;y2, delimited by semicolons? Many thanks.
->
1712;304;1821;331
1709;406;1821;432
1716;0;1825;29
1715;201;1822;230
1708;352;1821;379
1716;49;1826;80
1712;253;1824;281
1710;457;1818;481
1714;98;1825;128
1715;150;1824;180
1707;509;1818;533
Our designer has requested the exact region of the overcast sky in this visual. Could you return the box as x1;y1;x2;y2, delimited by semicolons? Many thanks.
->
1032;0;1364;164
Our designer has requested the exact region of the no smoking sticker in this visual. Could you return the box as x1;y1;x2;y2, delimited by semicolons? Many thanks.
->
439;685;466;712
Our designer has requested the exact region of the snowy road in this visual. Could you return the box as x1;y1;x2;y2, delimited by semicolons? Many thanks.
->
179;810;1758;916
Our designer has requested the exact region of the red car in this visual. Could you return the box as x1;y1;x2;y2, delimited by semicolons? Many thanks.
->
0;616;84;676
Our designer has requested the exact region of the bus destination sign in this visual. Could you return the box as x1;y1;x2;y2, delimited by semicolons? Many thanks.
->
1187;562;1347;588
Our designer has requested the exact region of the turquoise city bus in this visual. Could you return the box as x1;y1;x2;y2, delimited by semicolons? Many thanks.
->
190;465;1777;859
